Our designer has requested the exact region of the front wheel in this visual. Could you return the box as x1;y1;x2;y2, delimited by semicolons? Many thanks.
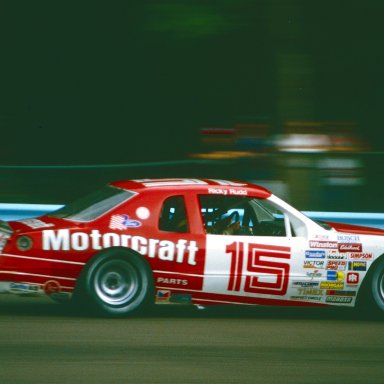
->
371;261;384;313
82;249;154;316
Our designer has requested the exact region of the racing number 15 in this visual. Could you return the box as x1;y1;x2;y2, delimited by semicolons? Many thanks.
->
227;242;290;296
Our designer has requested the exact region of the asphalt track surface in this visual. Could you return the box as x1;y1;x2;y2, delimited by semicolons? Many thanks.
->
1;296;384;384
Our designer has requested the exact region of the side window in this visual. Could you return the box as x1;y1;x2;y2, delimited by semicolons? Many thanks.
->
159;195;189;233
199;195;288;237
199;195;255;236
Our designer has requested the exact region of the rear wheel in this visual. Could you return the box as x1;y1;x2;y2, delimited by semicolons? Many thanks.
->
81;249;153;316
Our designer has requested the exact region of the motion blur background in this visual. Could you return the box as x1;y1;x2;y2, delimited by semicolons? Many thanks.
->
0;0;383;212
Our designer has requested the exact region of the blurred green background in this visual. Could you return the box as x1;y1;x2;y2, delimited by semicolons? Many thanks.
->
0;1;383;211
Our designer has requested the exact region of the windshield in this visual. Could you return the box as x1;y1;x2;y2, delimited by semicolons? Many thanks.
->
50;186;136;222
249;198;283;222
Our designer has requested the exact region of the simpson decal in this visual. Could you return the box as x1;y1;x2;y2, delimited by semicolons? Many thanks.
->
349;253;373;260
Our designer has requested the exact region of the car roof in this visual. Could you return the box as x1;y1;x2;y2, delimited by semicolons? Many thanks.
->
110;178;272;199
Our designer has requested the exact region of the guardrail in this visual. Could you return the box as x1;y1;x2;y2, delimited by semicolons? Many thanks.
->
0;203;63;221
1;203;383;229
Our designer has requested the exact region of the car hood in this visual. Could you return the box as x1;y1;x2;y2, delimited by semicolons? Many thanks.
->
324;221;384;236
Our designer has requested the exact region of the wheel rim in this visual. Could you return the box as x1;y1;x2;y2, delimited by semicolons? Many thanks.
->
93;259;140;306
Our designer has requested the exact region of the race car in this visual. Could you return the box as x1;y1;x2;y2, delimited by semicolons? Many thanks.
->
0;178;383;316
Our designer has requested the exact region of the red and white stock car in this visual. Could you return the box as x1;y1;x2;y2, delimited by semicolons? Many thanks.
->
0;178;384;316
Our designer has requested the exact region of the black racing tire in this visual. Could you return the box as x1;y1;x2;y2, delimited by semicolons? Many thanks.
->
370;261;384;313
81;248;154;317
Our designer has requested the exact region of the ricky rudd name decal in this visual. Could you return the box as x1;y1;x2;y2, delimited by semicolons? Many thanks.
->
42;229;198;265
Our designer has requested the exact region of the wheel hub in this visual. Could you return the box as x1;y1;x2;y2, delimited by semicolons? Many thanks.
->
93;259;140;306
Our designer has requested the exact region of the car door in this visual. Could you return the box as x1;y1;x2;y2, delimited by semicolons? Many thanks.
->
152;193;206;298
199;194;308;305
